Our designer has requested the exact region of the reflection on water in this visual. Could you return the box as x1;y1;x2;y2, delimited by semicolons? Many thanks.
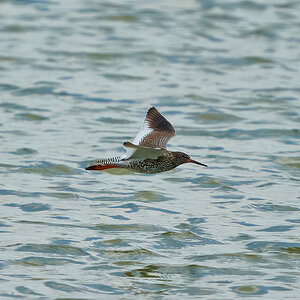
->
1;0;300;298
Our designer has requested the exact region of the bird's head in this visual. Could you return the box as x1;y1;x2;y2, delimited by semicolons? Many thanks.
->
174;152;207;167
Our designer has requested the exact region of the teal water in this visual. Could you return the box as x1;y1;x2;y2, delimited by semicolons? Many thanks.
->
1;0;300;299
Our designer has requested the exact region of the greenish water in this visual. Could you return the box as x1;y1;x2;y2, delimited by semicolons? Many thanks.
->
0;0;300;299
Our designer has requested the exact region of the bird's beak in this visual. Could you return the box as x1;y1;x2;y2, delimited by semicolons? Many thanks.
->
188;158;207;167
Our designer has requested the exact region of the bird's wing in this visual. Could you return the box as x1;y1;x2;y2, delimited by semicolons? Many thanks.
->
123;142;163;159
132;107;175;149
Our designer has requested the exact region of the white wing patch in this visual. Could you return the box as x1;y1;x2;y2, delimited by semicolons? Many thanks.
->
132;123;152;146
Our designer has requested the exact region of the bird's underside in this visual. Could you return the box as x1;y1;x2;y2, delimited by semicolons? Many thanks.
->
86;143;176;174
86;107;207;174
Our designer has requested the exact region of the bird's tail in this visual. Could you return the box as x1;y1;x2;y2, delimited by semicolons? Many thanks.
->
85;157;122;171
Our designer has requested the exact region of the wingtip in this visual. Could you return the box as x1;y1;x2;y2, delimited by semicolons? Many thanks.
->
148;106;158;114
85;165;95;170
145;106;175;134
123;141;138;149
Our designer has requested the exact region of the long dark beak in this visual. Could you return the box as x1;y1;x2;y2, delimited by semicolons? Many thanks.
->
188;159;207;167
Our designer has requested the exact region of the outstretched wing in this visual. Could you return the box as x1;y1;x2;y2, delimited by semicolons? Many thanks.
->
132;107;175;148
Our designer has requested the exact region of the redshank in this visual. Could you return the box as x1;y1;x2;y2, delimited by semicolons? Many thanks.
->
86;107;207;173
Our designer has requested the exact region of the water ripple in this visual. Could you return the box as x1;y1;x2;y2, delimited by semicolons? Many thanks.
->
16;244;89;256
1;0;299;298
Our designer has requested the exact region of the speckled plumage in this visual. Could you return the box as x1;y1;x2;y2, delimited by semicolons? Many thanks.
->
125;151;190;174
86;107;207;173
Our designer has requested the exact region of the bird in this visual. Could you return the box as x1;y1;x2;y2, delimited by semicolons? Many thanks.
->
85;107;207;174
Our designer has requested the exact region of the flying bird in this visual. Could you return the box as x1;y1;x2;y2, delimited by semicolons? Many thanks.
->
86;107;207;173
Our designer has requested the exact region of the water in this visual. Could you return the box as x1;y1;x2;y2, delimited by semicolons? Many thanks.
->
1;0;300;298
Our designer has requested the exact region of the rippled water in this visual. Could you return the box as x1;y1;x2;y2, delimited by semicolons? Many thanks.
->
1;0;300;298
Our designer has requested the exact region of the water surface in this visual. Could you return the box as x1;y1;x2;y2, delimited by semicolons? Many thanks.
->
0;0;299;299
